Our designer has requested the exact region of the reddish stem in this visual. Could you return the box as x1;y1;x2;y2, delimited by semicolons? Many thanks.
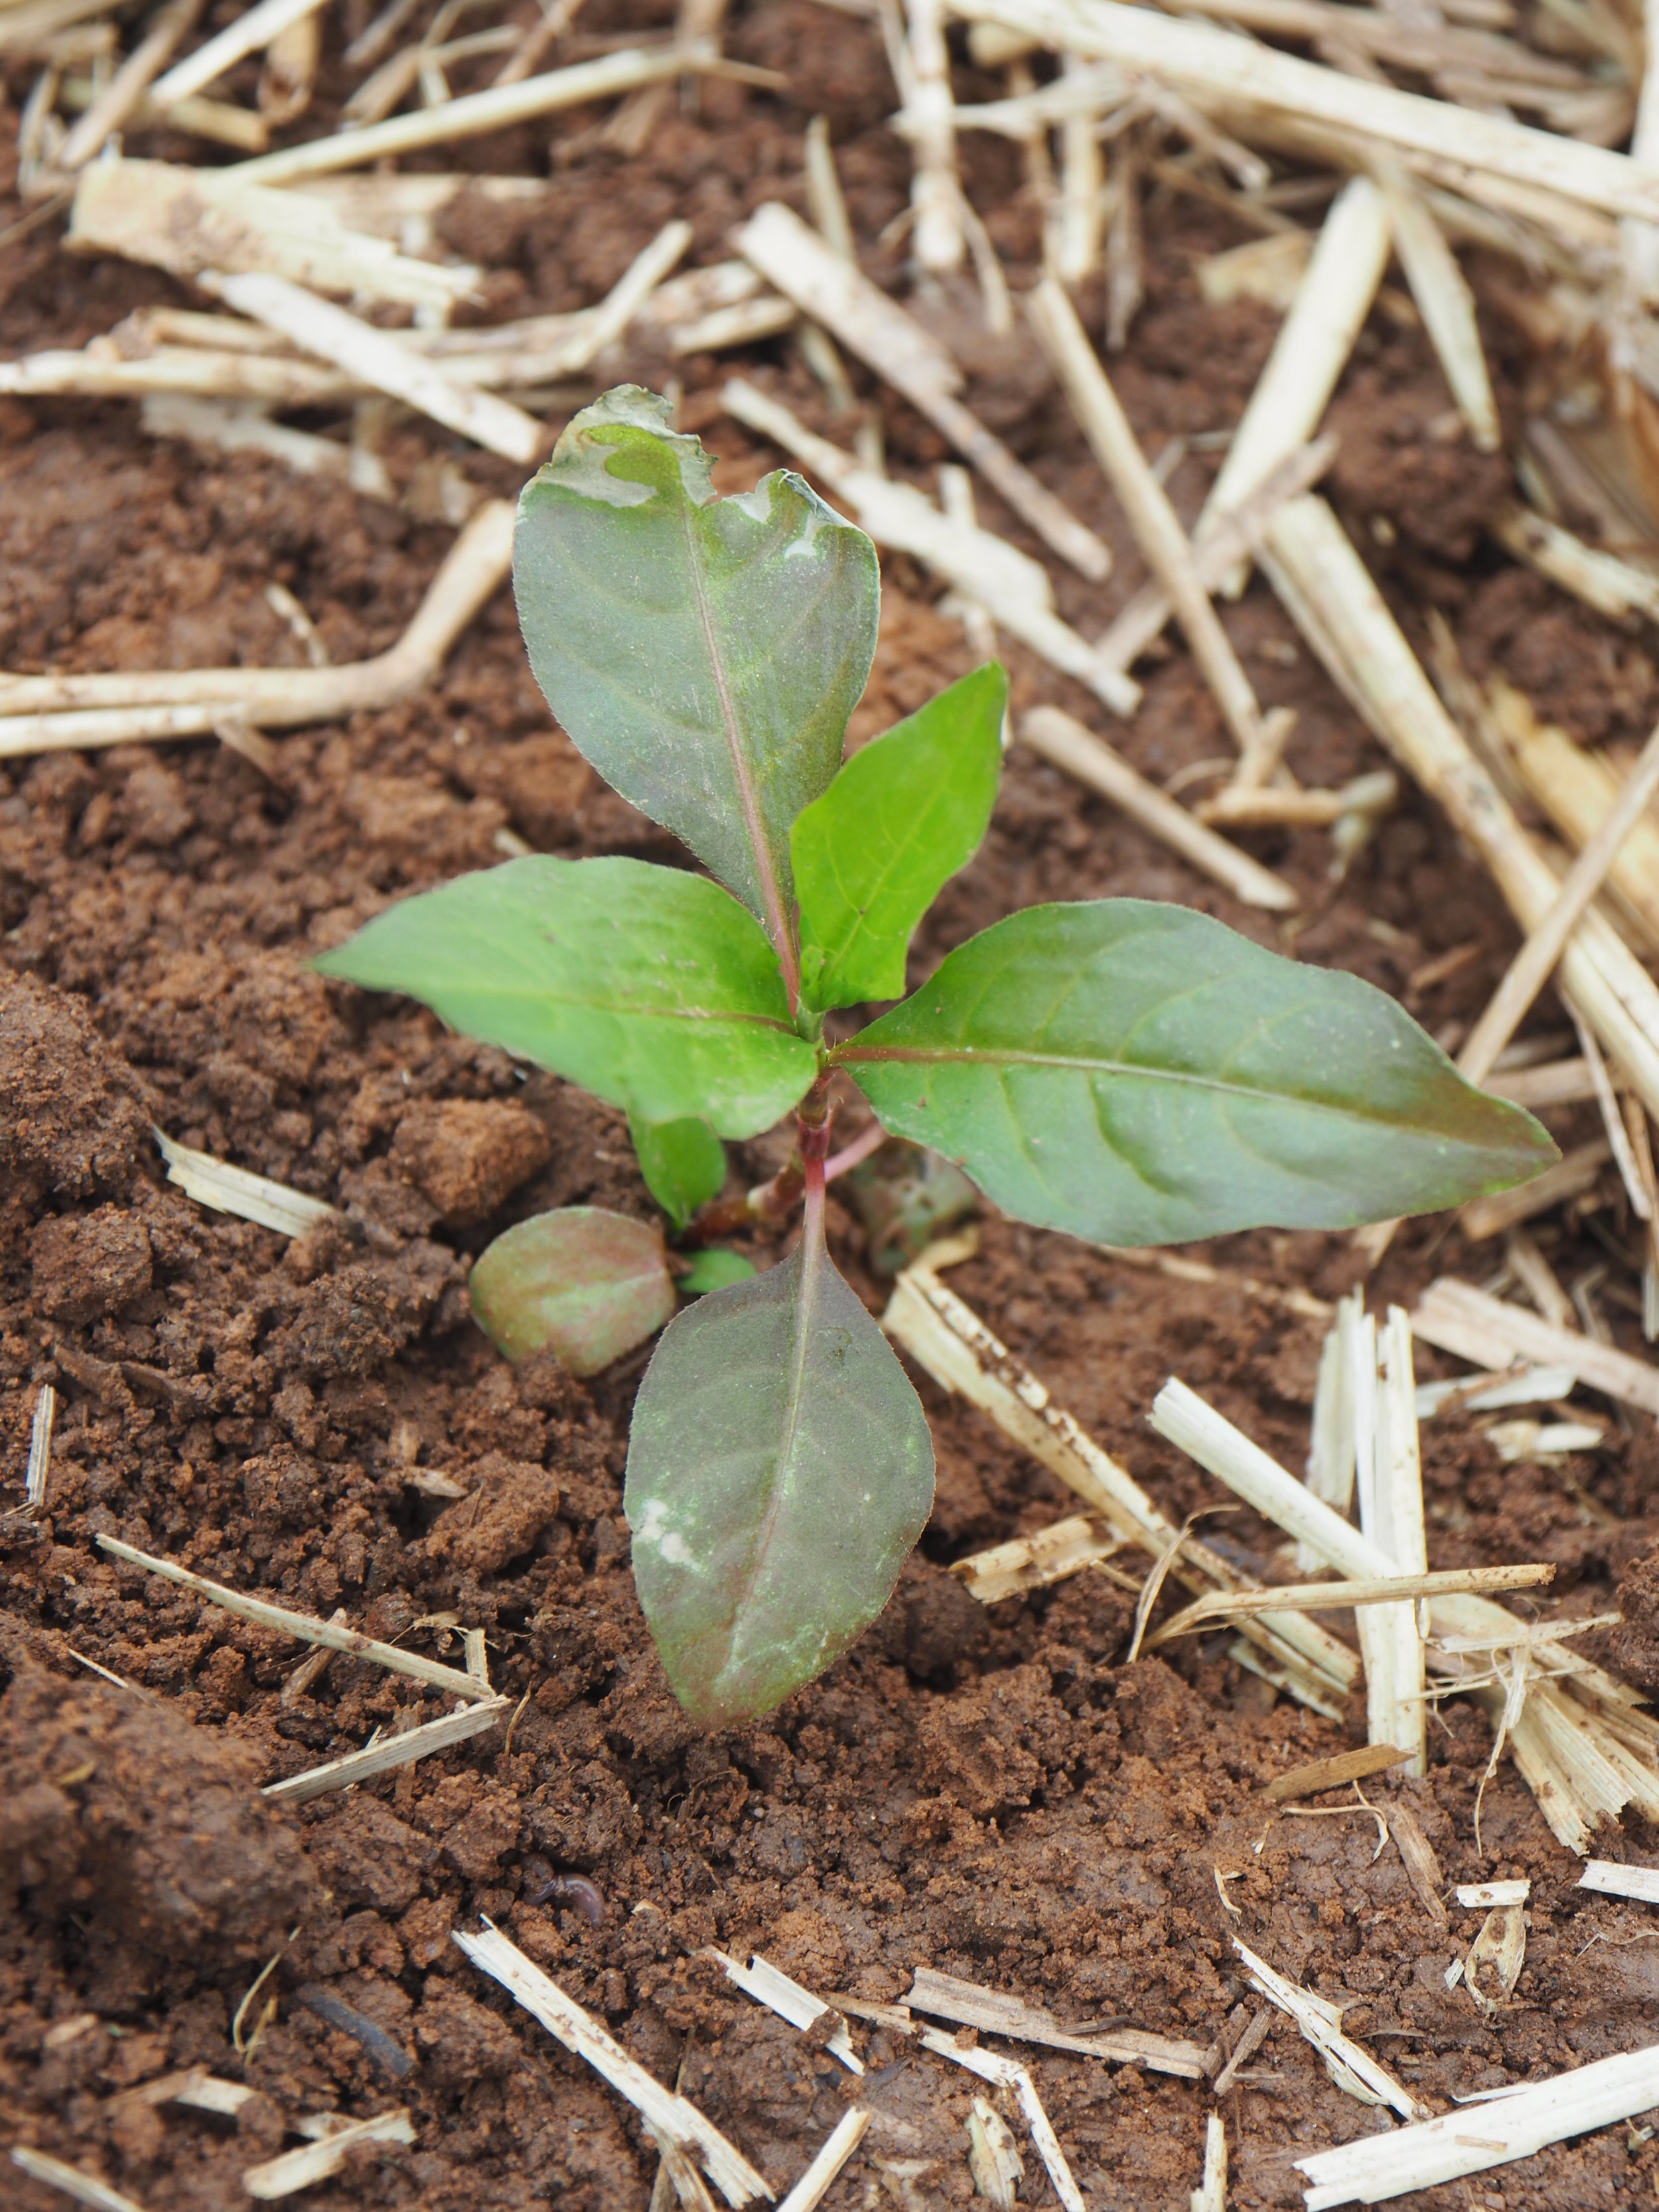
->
822;1118;886;1184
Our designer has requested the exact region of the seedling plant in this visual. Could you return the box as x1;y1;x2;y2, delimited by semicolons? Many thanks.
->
319;387;1553;1727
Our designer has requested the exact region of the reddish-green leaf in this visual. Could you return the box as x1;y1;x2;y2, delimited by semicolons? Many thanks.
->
470;1207;675;1377
624;1232;934;1723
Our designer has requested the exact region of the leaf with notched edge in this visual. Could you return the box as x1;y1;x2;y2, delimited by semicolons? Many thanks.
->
835;899;1556;1246
624;1240;935;1724
470;1207;675;1377
514;386;879;952
315;855;816;1139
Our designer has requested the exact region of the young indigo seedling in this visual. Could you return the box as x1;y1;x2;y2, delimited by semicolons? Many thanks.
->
318;386;1553;1726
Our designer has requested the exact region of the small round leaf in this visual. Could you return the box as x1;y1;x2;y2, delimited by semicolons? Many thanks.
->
470;1206;676;1378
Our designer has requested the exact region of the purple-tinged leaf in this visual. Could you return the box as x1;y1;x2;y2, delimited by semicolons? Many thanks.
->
471;1207;675;1378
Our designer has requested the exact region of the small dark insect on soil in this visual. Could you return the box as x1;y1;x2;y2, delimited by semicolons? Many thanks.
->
525;1870;606;1925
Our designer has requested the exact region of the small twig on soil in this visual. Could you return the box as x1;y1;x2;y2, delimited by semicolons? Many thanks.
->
1094;435;1336;677
721;381;1139;713
776;2109;871;2212
96;1534;492;1699
1579;1860;1659;1903
916;2029;1086;2212
233;44;731;184
1412;1277;1659;1417
1490;503;1659;629
905;0;965;271
1234;1937;1425;2119
1259;494;1659;1122
1353;1307;1429;1776
295;1986;415;2079
263;1695;510;1806
1150;1564;1555;1645
885;1260;1358;1710
54;0;204;171
1190;2111;1227;2212
1029;279;1276;773
1372;155;1500;451
734;202;1113;580
151;0;325;109
1388;1801;1449;1924
1200;177;1392;595
952;1514;1125;1603
281;1608;347;1705
68;157;478;311
9;2150;148;2212
155;1128;344;1238
1262;1743;1412;1803
1295;2041;1659;2205
1212;2005;1273;2096
455;1922;770;2206
1019;707;1298;911
907;1967;1208;2076
1459;1140;1611;1240
0;498;513;755
949;0;1659;220
703;1951;864;2072
197;271;543;464
1456;718;1659;1085
244;2109;415;2201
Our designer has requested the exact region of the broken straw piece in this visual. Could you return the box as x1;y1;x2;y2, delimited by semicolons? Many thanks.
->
733;202;1112;581
1018;707;1298;913
234;46;716;184
966;2097;1024;2209
1262;1743;1409;1803
1411;1278;1659;1419
1295;2040;1659;2206
776;2108;870;2212
1579;1861;1659;1903
94;1534;489;1700
68;159;476;312
155;1128;342;1238
916;2029;1086;2212
1233;1939;1424;2119
197;271;543;465
906;1965;1208;2076
263;1696;510;1806
949;0;1659;220
243;2108;414;2200
704;1951;864;2073
1455;1880;1530;1907
1190;2113;1226;2212
455;1921;771;2206
9;2149;148;2212
152;0;325;108
952;1512;1125;1603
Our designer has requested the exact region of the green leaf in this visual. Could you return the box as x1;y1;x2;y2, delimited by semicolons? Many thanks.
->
514;386;880;961
631;1114;726;1232
624;1238;935;1723
315;855;816;1139
835;899;1556;1246
470;1207;676;1376
679;1248;757;1294
793;663;1006;1010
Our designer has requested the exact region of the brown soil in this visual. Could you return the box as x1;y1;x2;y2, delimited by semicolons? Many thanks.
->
5;8;1659;2211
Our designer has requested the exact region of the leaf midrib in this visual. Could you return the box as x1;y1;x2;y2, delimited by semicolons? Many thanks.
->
836;1040;1458;1136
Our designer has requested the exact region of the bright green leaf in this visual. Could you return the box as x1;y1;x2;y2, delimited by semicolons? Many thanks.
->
625;1237;935;1724
514;386;879;953
835;899;1556;1246
470;1207;675;1376
631;1113;726;1232
793;663;1006;1010
679;1248;757;1294
315;855;816;1139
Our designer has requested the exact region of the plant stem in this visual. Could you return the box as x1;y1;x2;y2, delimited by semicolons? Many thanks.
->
798;1078;832;1254
823;1118;887;1183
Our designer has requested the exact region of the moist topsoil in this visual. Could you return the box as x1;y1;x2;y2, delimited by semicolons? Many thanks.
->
5;7;1659;2207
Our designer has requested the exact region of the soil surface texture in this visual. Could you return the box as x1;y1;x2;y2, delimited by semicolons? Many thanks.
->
6;7;1659;2211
